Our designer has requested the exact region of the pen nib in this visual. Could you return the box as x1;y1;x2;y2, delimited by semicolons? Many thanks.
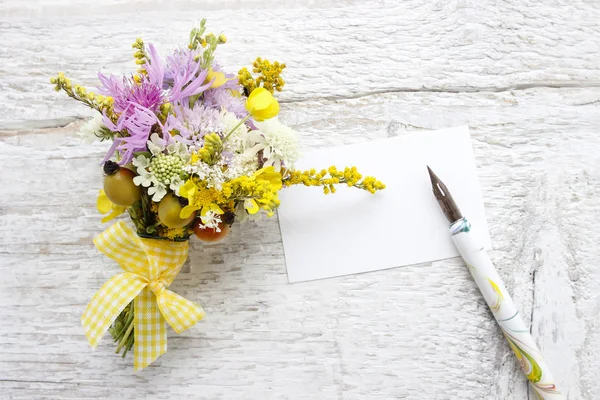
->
427;166;463;223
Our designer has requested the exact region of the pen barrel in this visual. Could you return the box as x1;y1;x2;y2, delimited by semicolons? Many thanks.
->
450;218;564;400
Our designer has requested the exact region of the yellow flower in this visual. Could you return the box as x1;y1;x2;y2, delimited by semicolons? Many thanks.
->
205;68;227;89
245;87;279;121
179;179;224;218
254;166;283;190
97;190;127;223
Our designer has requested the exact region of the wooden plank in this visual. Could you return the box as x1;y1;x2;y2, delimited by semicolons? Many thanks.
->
1;0;600;123
1;87;598;399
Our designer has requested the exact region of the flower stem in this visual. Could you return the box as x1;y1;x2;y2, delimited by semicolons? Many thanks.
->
223;115;250;143
115;304;135;354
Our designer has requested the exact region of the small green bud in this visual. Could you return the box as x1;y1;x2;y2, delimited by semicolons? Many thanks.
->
160;102;173;116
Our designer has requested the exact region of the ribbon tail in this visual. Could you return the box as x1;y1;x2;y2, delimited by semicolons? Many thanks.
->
134;287;168;370
81;272;147;348
156;289;206;334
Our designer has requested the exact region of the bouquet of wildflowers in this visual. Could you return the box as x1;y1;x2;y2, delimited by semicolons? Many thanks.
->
51;20;385;369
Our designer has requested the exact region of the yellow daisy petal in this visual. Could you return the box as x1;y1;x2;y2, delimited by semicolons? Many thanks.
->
255;167;283;190
180;204;199;219
101;206;126;223
179;179;197;199
245;199;260;215
208;203;224;215
97;190;113;214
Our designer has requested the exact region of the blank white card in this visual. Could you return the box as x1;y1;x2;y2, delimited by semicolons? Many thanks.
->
278;126;490;283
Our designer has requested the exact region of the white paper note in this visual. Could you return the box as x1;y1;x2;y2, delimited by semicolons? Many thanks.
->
278;126;490;283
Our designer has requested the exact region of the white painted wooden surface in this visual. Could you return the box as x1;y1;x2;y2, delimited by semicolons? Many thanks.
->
1;1;599;399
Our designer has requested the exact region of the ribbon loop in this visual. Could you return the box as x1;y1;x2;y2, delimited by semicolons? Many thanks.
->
81;272;147;349
81;221;205;370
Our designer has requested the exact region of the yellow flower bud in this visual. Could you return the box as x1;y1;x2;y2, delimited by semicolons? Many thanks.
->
218;34;227;44
160;102;173;116
245;87;279;121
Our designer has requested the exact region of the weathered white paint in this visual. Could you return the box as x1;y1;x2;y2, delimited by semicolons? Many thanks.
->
1;1;599;399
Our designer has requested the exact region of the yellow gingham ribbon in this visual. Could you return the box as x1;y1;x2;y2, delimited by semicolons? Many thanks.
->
81;221;205;370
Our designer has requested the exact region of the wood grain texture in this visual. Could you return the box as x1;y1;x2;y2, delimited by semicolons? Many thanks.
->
2;0;600;124
1;1;599;399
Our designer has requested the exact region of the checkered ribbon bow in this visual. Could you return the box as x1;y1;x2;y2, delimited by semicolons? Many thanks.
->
81;221;205;370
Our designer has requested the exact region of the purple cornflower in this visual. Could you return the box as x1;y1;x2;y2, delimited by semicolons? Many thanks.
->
102;103;158;165
144;44;212;105
97;73;163;114
144;43;165;90
162;114;193;145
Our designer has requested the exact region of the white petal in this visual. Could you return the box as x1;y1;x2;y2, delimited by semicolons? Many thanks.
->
132;175;146;186
243;143;264;158
152;186;167;202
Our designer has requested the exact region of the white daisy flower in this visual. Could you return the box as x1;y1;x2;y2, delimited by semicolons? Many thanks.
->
77;114;105;144
245;117;300;171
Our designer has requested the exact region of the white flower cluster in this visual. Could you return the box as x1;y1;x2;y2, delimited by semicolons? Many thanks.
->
184;111;300;192
132;133;190;202
77;114;105;144
197;210;222;231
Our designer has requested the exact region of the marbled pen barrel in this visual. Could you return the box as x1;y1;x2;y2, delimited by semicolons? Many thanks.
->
450;218;563;400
